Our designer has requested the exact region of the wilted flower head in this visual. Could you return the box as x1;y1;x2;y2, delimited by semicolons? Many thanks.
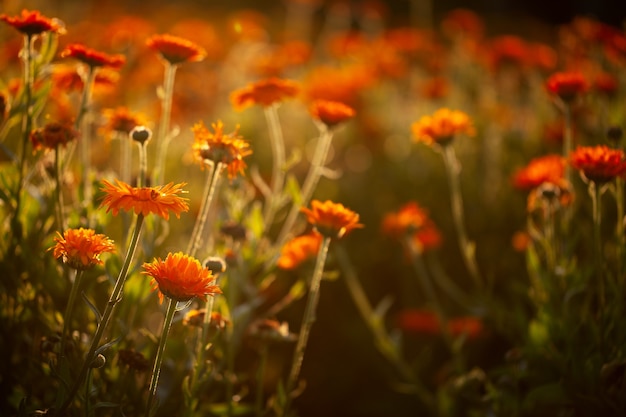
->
0;9;65;36
143;252;222;303
51;228;115;270
146;33;206;65
61;43;126;69
301;199;363;239
411;108;475;146
191;120;252;178
546;72;589;103
277;232;323;270
570;145;626;184
30;121;78;150
512;154;566;191
230;77;300;111
100;179;189;220
309;99;356;129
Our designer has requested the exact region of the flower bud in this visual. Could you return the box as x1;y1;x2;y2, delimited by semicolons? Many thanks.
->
90;353;106;368
130;126;152;145
204;256;226;275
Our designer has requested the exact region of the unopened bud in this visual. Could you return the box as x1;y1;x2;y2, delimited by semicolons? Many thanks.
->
90;354;106;368
131;126;152;145
204;256;227;275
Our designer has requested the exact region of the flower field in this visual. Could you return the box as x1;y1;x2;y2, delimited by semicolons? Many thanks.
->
1;1;626;416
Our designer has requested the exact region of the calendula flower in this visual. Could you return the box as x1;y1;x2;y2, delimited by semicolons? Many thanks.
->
230;77;300;111
546;71;589;103
301;199;363;239
309;99;356;128
570;145;626;184
0;9;65;36
382;202;442;253
277;232;323;270
485;35;529;71
100;179;189;220
191;120;252;178
51;228;115;270
143;252;221;303
411;108;475;146
512;154;566;191
146;34;206;65
101;107;149;136
30;121;78;150
61;43;126;69
397;309;483;340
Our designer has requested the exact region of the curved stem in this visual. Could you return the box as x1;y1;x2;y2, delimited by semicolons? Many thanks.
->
263;105;286;228
56;214;145;414
153;62;177;186
186;162;223;258
283;236;331;416
60;269;85;358
145;297;177;417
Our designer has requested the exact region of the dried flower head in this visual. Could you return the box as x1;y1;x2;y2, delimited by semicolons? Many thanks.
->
570;145;626;184
61;43;126;69
143;252;222;303
30;121;78;150
309;99;356;128
51;228;115;270
100;179;189;220
230;77;300;111
191;120;252;178
0;9;65;36
146;34;207;65
512;154;566;191
277;232;323;270
301;199;363;239
546;72;589;103
411;108;475;146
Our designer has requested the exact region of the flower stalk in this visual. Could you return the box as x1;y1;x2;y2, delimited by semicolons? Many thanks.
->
263;104;287;228
154;62;177;185
186;162;223;257
54;144;66;231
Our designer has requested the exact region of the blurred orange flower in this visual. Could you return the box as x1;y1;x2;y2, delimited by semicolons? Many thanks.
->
512;154;566;191
441;8;484;39
101;107;148;137
593;72;618;96
146;34;206;65
570;145;626;184
61;43;126;69
309;99;355;128
301;199;363;239
230;77;300;111
143;252;221;303
411;108;475;146
485;35;529;71
546;71;589;102
100;179;189;219
30;121;78;150
382;202;442;253
191;120;252;178
277;232;322;270
397;309;484;339
0;9;65;36
51;228;115;270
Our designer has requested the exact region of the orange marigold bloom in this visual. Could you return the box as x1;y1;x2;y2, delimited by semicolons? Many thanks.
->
411;108;475;146
191;120;252;178
143;252;221;303
448;316;484;339
230;77;300;111
545;72;589;102
309;99;356;128
100;179;189;220
570;145;626;184
30;121;78;150
277;232;323;270
381;201;429;238
51;228;115;270
301;199;363;239
397;309;484;339
512;154;566;191
0;9;65;36
61;43;126;69
441;8;484;39
485;35;529;71
146;34;206;65
102;107;148;136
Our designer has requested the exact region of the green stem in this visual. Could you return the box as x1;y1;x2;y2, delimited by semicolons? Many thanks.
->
77;67;96;210
153;62;177;186
146;297;177;417
54;144;66;232
263;105;286;229
615;177;624;277
591;182;604;313
563;104;573;186
255;344;269;417
187;162;223;258
56;214;145;414
60;269;85;358
442;144;483;289
138;141;148;188
283;236;331;416
121;132;132;184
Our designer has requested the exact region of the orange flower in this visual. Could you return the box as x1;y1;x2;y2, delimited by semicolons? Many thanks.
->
309;99;356;128
51;228;115;270
230;77;300;111
512;154;566;191
382;202;442;253
594;72;619;96
100;179;189;220
51;65;120;93
30;121;78;150
0;9;65;36
545;72;589;102
146;34;206;65
191;120;252;178
397;309;483;340
101;107;148;136
441;8;484;39
485;35;529;71
277;232;323;270
570;145;626;184
448;316;484;339
61;43;126;69
411;108;475;146
410;226;442;253
301;199;363;239
143;252;221;303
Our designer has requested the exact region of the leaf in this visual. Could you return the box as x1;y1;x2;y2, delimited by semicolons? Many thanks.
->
82;291;102;324
288;279;307;301
95;335;123;356
244;201;264;240
284;174;302;206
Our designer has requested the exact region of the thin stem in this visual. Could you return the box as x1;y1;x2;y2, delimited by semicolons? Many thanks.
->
138;142;148;188
145;297;177;417
187;162;223;258
275;127;333;250
441;145;483;289
255;344;269;417
54;144;66;232
562;104;573;186
153;62;177;186
591;182;604;312
60;269;85;359
121;132;132;184
263;105;287;228
77;67;96;209
56;214;145;414
284;236;331;416
615;177;624;277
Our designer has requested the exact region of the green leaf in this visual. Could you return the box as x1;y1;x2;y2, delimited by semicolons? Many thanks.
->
288;279;307;301
82;291;102;324
284;174;302;206
245;201;264;240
